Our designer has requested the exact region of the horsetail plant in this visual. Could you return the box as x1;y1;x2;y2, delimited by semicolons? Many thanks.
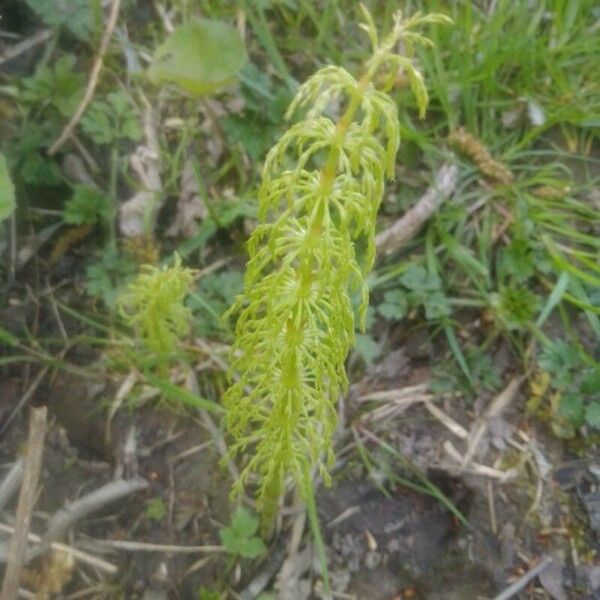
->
224;7;451;528
119;254;196;356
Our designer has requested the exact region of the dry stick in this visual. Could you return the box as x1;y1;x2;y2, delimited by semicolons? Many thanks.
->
30;477;148;560
491;555;554;600
461;376;524;469
0;366;49;441
0;459;24;512
47;0;121;155
0;407;48;600
375;163;458;256
0;522;117;574
87;539;223;553
0;29;53;65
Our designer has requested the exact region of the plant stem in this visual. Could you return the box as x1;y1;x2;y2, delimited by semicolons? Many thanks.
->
301;463;330;597
108;144;119;247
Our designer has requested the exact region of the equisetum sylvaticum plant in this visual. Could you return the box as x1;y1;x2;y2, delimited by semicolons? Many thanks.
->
119;254;196;357
223;6;451;528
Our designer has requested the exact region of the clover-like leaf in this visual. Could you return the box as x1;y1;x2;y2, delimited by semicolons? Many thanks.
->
63;185;111;225
237;536;266;559
378;289;408;320
400;265;441;292
148;18;247;97
230;506;259;537
219;507;266;559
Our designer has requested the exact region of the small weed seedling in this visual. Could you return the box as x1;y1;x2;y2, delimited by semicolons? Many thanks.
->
219;506;266;560
530;339;600;438
145;497;167;523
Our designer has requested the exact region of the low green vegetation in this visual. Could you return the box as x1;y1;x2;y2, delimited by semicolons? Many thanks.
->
0;0;599;596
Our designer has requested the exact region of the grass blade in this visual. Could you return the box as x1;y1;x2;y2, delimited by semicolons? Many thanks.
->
535;271;569;328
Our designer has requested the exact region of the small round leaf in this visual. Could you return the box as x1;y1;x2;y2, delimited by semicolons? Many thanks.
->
148;18;246;97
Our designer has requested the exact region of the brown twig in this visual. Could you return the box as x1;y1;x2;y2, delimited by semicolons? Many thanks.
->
85;539;223;553
0;522;117;574
491;555;554;600
47;0;121;155
0;407;47;600
33;477;148;557
461;376;524;469
0;366;49;441
0;30;53;65
375;163;458;256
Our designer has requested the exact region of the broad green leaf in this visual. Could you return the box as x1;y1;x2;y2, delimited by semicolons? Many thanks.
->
585;402;600;429
557;393;585;426
24;0;95;41
237;536;266;559
218;506;265;558
0;154;15;223
581;368;600;395
218;528;240;554
148;18;247;97
231;507;259;537
63;185;111;225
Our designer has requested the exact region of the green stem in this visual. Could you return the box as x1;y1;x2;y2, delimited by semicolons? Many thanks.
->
318;74;370;199
301;462;330;596
108;144;119;247
263;71;375;534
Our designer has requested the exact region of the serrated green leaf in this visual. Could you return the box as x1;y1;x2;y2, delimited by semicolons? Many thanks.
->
557;393;585;426
378;302;406;320
500;236;535;283
354;333;381;365
539;340;581;372
63;185;111;225
377;289;408;320
0;153;15;222
585;402;600;429
218;527;240;554
581;368;600;395
399;265;440;292
237;536;266;559
21;55;85;117
82;91;141;146
148;19;246;97
231;506;259;537
20;152;63;186
424;291;451;320
24;0;95;41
